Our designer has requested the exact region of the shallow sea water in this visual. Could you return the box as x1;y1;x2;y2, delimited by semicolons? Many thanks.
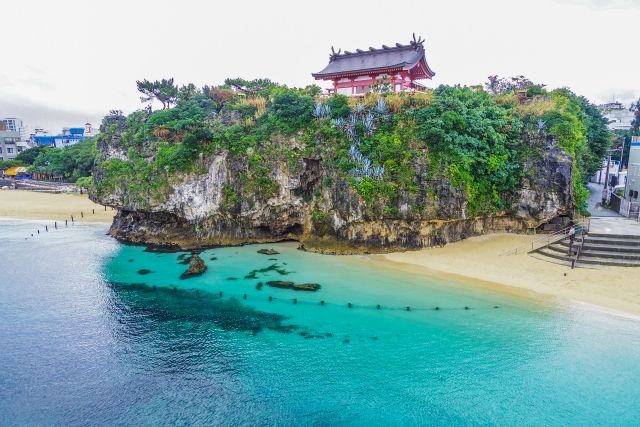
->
1;219;639;425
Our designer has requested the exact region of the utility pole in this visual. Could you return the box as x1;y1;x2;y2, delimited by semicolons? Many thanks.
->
618;137;626;181
602;152;611;205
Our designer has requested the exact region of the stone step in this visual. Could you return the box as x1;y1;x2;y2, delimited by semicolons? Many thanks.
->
558;240;640;253
576;256;640;267
578;236;640;247
587;233;640;240
529;251;583;268
534;246;640;268
535;247;574;262
545;244;573;255
579;249;640;261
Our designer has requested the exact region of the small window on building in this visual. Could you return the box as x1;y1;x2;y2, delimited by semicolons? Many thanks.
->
7;148;13;153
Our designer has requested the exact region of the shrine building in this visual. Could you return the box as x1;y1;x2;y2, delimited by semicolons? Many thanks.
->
312;34;435;96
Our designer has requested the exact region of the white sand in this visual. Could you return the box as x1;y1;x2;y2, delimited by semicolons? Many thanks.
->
0;190;115;223
376;233;640;316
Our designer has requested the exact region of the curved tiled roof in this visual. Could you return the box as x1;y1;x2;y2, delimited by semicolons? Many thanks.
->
313;42;434;79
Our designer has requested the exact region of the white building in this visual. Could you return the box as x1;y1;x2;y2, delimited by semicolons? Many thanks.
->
598;102;635;131
1;118;31;159
0;130;22;161
591;158;620;185
625;136;640;202
33;124;94;148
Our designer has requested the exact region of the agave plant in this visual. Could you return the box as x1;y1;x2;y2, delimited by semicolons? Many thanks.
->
363;113;376;136
370;165;385;179
536;119;546;133
332;117;346;128
313;103;331;118
373;98;388;115
354;103;365;114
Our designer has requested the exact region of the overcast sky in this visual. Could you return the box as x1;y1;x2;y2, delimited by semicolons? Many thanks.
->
1;0;638;133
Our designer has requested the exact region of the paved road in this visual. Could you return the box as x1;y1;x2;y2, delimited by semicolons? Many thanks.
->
589;217;640;236
586;182;621;217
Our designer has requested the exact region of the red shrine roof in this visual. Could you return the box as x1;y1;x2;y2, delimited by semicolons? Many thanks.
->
312;35;435;80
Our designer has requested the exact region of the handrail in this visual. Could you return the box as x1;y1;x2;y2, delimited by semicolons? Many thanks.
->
571;231;586;269
500;218;590;256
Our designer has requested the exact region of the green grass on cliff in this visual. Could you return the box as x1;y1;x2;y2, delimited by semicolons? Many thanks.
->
94;78;610;216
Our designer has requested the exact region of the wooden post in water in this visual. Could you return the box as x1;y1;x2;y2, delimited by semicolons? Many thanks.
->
45;225;48;232
71;215;74;223
54;222;57;229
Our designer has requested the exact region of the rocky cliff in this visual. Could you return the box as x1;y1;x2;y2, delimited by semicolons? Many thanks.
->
95;134;573;254
90;84;590;253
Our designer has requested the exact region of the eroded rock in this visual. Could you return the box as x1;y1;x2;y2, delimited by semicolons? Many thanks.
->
257;248;280;255
266;281;321;292
180;254;207;279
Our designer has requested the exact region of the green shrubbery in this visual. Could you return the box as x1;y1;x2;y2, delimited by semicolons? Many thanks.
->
94;77;610;216
28;139;97;181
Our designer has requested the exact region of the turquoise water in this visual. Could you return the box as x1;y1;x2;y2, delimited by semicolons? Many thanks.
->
1;219;640;425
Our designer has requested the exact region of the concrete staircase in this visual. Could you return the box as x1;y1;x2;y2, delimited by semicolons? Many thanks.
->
534;233;640;268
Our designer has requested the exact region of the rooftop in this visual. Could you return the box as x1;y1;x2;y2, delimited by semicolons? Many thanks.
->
313;35;435;80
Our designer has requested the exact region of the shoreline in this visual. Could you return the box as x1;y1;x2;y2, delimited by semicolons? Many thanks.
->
1;190;637;317
374;233;640;318
0;190;114;224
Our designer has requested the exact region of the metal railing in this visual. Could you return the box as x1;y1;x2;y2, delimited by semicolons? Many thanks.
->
570;233;586;269
501;218;590;256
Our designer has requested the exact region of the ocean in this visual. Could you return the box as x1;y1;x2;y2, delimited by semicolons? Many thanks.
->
1;219;639;425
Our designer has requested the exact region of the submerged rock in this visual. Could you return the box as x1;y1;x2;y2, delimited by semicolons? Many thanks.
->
137;269;152;275
180;254;207;279
266;281;321;292
257;248;279;255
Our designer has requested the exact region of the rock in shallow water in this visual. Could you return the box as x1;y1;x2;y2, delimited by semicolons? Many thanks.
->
266;281;321;292
257;248;279;255
180;254;207;279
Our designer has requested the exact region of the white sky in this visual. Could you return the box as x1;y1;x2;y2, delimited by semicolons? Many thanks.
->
1;0;638;133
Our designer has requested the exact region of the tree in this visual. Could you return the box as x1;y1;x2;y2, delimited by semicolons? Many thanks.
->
269;91;314;133
0;159;23;170
224;78;278;96
15;145;49;165
203;85;235;106
631;97;640;131
177;83;199;103
136;78;178;109
485;75;545;95
31;139;97;181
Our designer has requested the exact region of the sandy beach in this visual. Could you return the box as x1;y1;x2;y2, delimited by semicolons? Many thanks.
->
376;233;640;316
0;190;115;223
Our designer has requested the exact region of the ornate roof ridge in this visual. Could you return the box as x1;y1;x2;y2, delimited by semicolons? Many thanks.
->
329;34;425;62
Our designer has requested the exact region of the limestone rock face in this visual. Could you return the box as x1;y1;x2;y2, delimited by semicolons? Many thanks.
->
94;134;574;254
513;146;573;227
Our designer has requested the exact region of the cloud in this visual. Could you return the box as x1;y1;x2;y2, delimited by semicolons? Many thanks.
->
554;0;640;9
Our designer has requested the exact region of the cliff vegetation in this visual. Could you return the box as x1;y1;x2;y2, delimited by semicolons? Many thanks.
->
90;77;611;251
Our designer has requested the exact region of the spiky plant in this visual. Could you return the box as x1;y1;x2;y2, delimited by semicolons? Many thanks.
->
373;98;388;115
